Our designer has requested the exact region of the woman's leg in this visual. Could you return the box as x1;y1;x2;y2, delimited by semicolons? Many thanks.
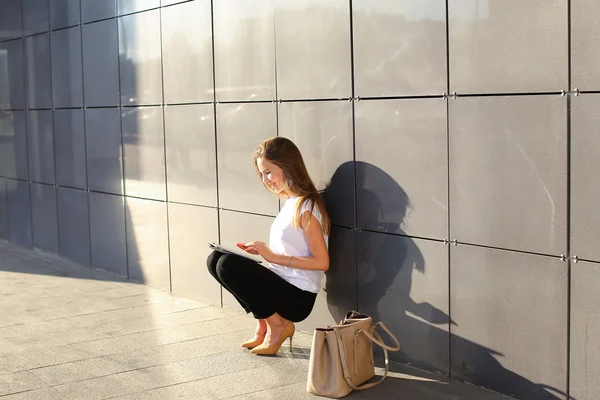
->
249;318;267;341
206;250;224;282
259;288;317;349
262;313;291;348
208;251;270;346
206;250;252;314
214;253;317;322
214;253;317;351
259;293;315;349
214;253;280;319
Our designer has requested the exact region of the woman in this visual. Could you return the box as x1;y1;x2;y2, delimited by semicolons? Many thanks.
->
207;137;330;355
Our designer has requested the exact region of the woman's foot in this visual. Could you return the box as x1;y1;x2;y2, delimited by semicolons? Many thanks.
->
251;315;295;355
241;319;267;349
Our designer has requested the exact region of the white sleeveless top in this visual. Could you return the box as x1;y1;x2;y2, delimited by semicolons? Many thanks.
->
268;196;329;293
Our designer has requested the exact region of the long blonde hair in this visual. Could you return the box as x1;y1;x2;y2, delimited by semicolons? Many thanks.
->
253;137;331;235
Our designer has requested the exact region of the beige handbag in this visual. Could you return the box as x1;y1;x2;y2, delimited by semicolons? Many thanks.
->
306;311;401;398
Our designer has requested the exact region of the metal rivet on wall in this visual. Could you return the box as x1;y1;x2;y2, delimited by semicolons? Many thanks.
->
451;92;457;99
560;254;567;262
574;89;580;96
572;256;579;264
560;90;566;96
452;239;458;246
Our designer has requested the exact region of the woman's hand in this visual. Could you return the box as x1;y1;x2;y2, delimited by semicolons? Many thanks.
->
243;241;275;263
236;242;259;255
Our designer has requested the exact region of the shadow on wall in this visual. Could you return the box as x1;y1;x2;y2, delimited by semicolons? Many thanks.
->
322;161;566;400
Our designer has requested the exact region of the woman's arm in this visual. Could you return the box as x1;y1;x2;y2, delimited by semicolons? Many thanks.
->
245;212;330;271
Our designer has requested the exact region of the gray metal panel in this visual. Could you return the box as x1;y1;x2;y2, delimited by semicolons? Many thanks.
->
297;226;357;332
24;33;53;109
54;109;86;189
30;183;59;254
352;0;447;97
85;108;123;195
82;19;120;107
571;260;600;400
22;0;49;35
0;111;28;180
168;203;220;305
572;0;600;91
161;0;213;104
88;191;127;276
81;0;117;23
355;98;447;239
219;210;273;311
213;0;275;102
0;178;8;240
274;0;351;100
57;187;90;265
571;94;600;262
6;179;32;247
216;102;278;215
449;0;567;94
278;101;354;228
49;0;81;30
51;27;84;108
357;231;449;374
27;110;55;185
0;0;23;41
118;10;162;106
125;197;170;291
450;245;567;399
0;39;26;110
164;104;216;206
449;95;567;255
121;106;166;201
118;0;160;15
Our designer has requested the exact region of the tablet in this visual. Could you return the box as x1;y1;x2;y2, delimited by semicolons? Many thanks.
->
207;241;266;266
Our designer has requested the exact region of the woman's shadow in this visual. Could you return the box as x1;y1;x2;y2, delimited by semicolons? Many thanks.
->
321;161;566;400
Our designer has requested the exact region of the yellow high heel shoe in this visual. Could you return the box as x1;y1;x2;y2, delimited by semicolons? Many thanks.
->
241;334;265;349
251;322;295;355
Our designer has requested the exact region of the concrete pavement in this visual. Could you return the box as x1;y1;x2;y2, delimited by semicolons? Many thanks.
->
0;240;514;399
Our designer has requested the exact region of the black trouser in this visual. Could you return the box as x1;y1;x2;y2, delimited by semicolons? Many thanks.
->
206;250;317;322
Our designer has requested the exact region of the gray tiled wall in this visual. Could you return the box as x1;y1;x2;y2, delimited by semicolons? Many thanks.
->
0;1;597;399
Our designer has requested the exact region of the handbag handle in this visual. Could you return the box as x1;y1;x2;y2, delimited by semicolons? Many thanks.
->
335;322;400;391
361;322;401;352
336;330;389;391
